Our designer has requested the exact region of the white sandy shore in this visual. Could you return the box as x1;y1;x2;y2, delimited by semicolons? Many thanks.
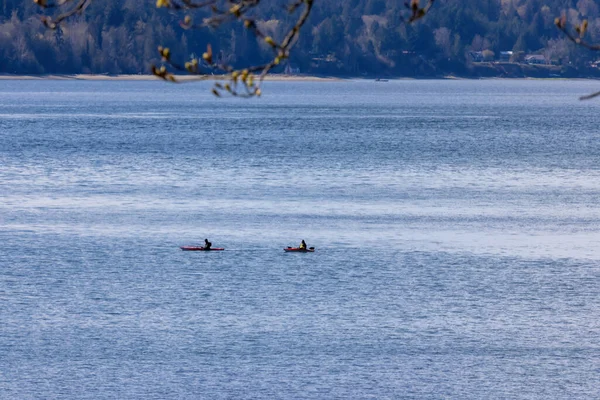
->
0;74;340;82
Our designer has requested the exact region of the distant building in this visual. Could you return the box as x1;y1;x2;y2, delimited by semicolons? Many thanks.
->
311;54;337;63
468;51;484;62
499;51;513;62
310;54;340;69
524;55;547;65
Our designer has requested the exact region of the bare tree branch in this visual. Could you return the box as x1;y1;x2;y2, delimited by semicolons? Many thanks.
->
34;0;91;29
403;0;435;23
555;15;600;50
153;0;314;97
579;90;600;100
35;0;436;97
555;13;600;100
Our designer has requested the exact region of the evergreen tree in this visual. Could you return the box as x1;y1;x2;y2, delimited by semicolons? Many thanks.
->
1;0;598;77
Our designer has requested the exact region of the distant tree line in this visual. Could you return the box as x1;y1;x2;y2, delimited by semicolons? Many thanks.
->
1;0;599;77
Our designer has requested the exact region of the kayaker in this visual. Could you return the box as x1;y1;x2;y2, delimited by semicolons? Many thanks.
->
299;240;307;250
204;238;212;250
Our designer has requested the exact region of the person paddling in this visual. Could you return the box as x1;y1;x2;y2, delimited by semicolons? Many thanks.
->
203;238;212;250
299;240;307;250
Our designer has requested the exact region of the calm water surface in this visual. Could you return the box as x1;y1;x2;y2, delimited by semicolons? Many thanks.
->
1;79;600;398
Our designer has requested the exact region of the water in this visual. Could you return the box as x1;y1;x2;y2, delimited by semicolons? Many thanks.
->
1;79;600;398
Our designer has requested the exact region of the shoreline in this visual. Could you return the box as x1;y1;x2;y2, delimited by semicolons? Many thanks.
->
0;74;341;82
1;73;598;82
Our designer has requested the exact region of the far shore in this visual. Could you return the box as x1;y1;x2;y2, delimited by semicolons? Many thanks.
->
0;73;341;82
1;73;598;82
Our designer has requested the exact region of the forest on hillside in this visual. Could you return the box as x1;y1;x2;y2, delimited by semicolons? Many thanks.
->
1;0;600;77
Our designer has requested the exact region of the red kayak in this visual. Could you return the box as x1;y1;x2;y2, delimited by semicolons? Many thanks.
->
180;246;225;251
284;247;315;252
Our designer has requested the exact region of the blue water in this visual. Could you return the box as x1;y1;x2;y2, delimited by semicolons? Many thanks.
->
1;79;600;398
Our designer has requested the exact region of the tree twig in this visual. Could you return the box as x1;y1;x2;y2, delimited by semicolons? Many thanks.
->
35;0;91;29
555;14;600;100
35;0;436;97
